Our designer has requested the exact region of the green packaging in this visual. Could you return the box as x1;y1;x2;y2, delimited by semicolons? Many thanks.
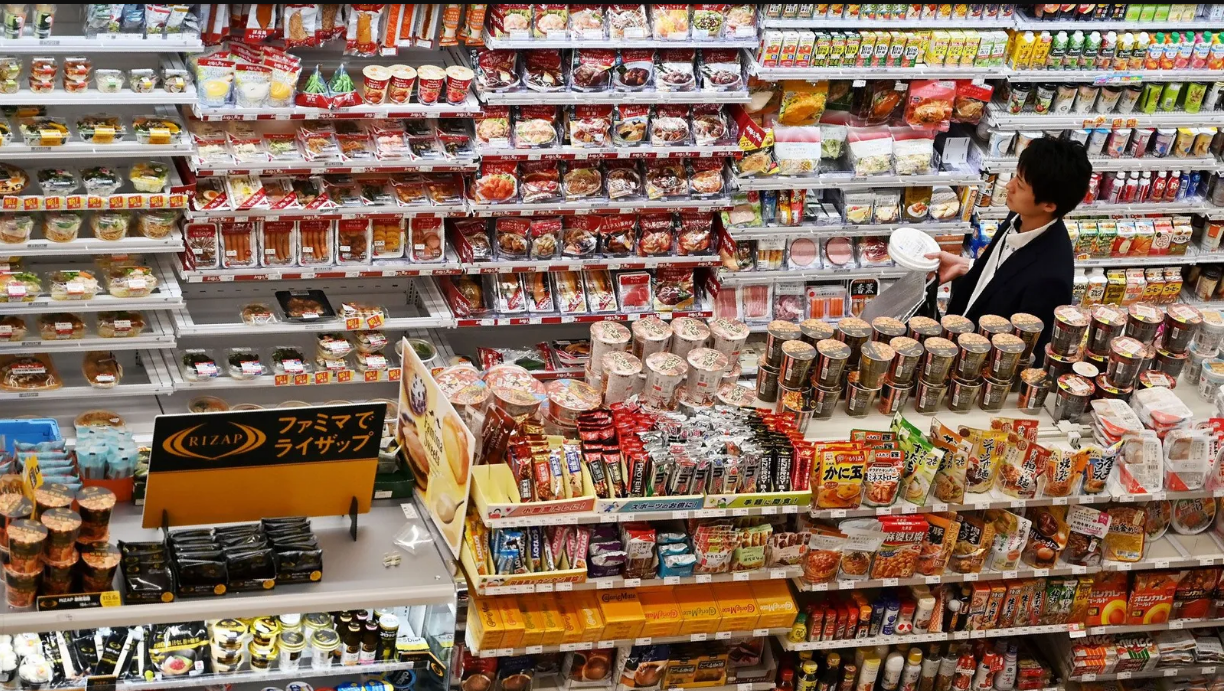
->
1124;4;1141;21
1153;4;1170;21
1139;82;1164;114
1184;82;1207;114
1139;5;1156;21
1159;81;1183;111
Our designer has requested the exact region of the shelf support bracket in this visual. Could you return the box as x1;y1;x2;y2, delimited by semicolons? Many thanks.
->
349;496;359;541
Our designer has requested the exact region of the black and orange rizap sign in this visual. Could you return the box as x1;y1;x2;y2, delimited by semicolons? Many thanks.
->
142;403;386;528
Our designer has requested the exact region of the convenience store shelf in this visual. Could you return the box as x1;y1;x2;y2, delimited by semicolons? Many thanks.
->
780;624;1075;652
453;305;715;329
176;258;465;283
976;200;1214;219
985;103;1224;130
469;199;733;217
190;95;483;121
475;566;803;597
0;232;184;257
728;222;972;241
1005;68;1224;83
189;158;480;176
0;310;176;354
478;144;742;162
0;84;198;106
749;62;999;81
737;171;984;191
187;204;468;221
465;627;791;659
463;255;719;275
1076;251;1202;268
0;259;183;316
719;266;910;284
476;89;752;106
110;659;419;691
1012;17;1224;31
761;18;1015;29
0;348;173;400
981;155;1219;174
0;140;195;160
481;32;760;50
1071;664;1222;683
0;503;455;634
0;33;204;53
160;348;402;391
173;280;453;337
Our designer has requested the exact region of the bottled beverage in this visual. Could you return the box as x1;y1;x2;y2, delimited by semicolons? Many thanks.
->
1167;170;1182;201
1121;171;1139;202
900;649;924;691
918;646;940;691
1152;171;1168;201
838;663;858;691
1137;171;1152;201
972;652;998;691
359;620;379;664
799;661;821;691
881;652;905;691
779;669;796;691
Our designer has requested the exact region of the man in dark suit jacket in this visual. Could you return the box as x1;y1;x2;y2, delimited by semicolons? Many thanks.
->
927;137;1093;364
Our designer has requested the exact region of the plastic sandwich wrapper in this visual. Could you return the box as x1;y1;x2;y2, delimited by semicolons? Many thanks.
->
858;227;941;323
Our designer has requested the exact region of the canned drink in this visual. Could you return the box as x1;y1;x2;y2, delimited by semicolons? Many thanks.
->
1017;368;1049;412
1086;304;1127;354
988;333;1027;381
940;314;975;341
756;356;781;403
684;348;729;407
1050;305;1090;356
780;339;818;388
1124;302;1162;344
708;317;749;360
913;380;946;413
954;333;992;380
669;317;710;360
799;318;836;346
813;338;852;388
907;315;942;343
631;316;672;361
857;341;896;389
920;337;958;385
877;379;913;415
812;385;841;420
979;375;1012;412
947;377;983;413
590;321;631;377
641;352;688;410
600;351;643;404
871;316;907;342
887;336;924;385
765;320;802;367
976;314;1012;339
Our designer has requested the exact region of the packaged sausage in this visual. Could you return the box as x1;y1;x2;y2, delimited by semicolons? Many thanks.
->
220;221;258;268
260;220;296;267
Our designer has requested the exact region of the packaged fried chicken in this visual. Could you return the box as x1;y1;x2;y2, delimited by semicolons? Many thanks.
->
528;217;561;260
495;217;530;259
472;160;518;204
904;79;956;128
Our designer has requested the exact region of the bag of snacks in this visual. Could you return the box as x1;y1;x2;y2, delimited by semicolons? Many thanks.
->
951;80;994;124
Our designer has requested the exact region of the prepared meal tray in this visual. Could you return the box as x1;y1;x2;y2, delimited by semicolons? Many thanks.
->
476;104;736;154
14;113;185;147
180;348;220;382
441;268;695;318
471;159;728;205
193;119;475;167
0;162;175;199
485;5;756;41
0;353;61;392
274;289;336;322
83;350;123;389
197;172;465;212
475;46;748;96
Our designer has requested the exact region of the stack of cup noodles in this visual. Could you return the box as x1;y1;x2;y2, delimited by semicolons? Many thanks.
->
434;360;604;437
1042;301;1210;422
585;315;753;412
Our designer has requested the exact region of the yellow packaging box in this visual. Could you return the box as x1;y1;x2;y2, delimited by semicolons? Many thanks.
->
539;597;566;646
498;596;527;648
469;596;505;650
518;595;547;647
556;598;584;644
926;30;950;66
574;592;607;642
638;587;683;638
597;589;646;640
675;584;722;634
715;583;760;632
753;580;799;629
945;30;965;65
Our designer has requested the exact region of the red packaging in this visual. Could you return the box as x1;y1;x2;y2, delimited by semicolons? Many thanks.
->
637;213;674;256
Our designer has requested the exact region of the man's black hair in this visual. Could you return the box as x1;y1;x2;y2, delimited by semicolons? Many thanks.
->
1015;136;1093;218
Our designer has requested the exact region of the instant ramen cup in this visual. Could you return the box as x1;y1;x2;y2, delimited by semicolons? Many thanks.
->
33;483;73;521
5;519;45;573
3;562;38;607
39;508;80;562
416;65;446;105
79;543;120;591
75;486;115;544
445;65;474;104
42;551;77;596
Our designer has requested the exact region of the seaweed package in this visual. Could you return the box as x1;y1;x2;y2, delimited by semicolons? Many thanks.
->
1062;505;1111;567
147;622;208;677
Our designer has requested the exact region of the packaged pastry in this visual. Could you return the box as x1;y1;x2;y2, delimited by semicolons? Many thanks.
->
0;315;25;342
0;354;61;392
83;351;122;389
96;311;145;338
180;349;220;381
104;266;158;298
0;272;40;303
38;313;85;340
48;270;98;301
0;215;32;243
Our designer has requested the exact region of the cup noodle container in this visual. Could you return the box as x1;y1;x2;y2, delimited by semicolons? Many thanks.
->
590;321;631;377
670;317;710;360
485;363;545;417
445;65;474;105
683;347;729;407
708;317;749;360
641;352;688;410
388;65;417;104
416;64;446;105
718;382;756;408
1200;360;1224;400
600;350;643;404
434;364;489;427
888;227;941;273
545;379;602;426
632;316;672;361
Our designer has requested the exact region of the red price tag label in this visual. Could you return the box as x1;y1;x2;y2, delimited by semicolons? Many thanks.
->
314;371;330;385
293;373;310;386
170;194;186;208
149;195;165;208
108;196;123;209
126;195;144;209
43;197;60;210
364;370;380;382
365;313;384;329
388;368;401;381
336;370;353;383
22;197;38;211
87;196;102;209
274;374;290;386
344;317;361;330
66;196;82;209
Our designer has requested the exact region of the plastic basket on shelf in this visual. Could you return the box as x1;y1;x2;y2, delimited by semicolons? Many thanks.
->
0;418;61;454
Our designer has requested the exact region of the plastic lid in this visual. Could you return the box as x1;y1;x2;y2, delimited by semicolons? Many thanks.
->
888;227;941;273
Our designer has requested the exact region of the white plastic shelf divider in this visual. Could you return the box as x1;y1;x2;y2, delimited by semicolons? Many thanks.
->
981;155;1219;173
191;94;483;121
481;31;760;50
728;222;972;241
465;626;792;659
1077;249;1203;268
476;88;752;106
190;157;480;176
463;255;720;275
475;566;803;596
0;503;455;634
0;310;176;354
976;200;1213;219
452;302;715;329
0;33;204;53
719;266;910;284
985;102;1224;130
187;203;469;222
0;257;183;316
0;140;195;161
0;348;173;401
737;171;985;191
0;232;184;257
160;348;402;391
172;277;454;337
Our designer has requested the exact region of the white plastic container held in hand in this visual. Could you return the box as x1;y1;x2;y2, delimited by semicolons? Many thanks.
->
859;227;942;323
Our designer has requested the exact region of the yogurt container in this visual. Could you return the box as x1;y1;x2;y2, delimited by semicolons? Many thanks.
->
1195;309;1224;351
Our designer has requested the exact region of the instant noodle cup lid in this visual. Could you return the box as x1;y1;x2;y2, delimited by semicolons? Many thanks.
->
1166;303;1202;326
717;382;755;407
709;317;749;340
1201;309;1224;333
1057;373;1095;398
887;226;941;273
646;351;687;377
545;379;601;412
1111;336;1145;360
799;318;835;341
1054;305;1089;328
1020;368;1047;386
591;320;630;344
687;347;729;373
1128;302;1163;325
80;543;120;569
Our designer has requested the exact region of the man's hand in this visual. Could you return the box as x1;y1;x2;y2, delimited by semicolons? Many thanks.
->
925;251;971;285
